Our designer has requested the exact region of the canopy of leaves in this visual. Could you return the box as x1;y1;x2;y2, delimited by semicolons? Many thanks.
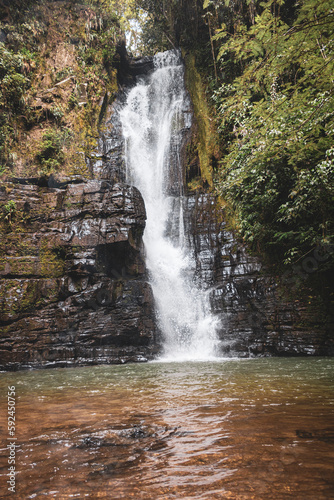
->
134;0;209;56
211;0;334;265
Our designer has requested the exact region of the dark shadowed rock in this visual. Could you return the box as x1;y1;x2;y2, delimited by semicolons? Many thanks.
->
113;40;154;87
183;193;334;357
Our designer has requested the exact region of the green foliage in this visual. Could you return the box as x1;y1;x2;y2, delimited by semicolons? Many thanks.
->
49;106;64;124
135;0;208;55
55;67;73;82
212;0;334;263
1;200;17;224
75;8;118;75
0;1;119;178
0;41;35;168
0;42;30;109
36;129;65;173
0;114;13;163
0;199;30;233
68;91;79;110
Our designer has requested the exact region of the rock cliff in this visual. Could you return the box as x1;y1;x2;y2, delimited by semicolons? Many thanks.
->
185;194;334;357
0;178;157;370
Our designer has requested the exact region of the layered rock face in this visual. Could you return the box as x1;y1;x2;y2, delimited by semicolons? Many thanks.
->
185;194;334;357
0;179;157;370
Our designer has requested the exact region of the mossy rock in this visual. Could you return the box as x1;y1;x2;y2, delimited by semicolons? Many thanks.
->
0;278;59;321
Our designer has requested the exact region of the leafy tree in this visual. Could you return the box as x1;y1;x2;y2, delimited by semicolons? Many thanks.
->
211;0;334;264
85;0;145;54
135;0;210;56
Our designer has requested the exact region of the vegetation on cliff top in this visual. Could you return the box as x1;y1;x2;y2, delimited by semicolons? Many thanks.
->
0;0;120;180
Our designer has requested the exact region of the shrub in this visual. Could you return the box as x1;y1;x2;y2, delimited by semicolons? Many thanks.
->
36;129;65;173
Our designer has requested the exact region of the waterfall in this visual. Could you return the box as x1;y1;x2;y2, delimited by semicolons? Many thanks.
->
120;50;220;361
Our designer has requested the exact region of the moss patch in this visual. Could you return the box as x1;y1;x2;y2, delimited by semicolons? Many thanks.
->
184;53;219;189
39;241;65;278
0;278;59;321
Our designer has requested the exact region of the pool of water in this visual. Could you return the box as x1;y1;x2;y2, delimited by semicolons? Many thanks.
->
1;358;334;499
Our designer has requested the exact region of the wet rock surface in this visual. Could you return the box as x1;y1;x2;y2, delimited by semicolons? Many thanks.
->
114;41;154;87
184;193;334;357
0;179;157;370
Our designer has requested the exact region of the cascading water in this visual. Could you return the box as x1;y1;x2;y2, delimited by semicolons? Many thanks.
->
120;50;220;360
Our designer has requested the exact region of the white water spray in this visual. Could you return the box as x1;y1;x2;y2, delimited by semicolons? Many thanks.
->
120;50;219;360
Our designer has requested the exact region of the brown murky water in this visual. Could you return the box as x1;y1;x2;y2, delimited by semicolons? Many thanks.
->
1;358;334;499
